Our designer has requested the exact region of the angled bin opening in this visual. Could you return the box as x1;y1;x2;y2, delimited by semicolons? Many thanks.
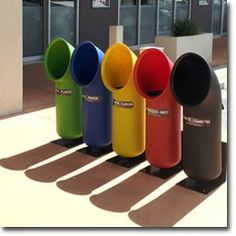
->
71;42;100;86
102;43;133;92
134;49;171;99
171;54;211;107
45;38;71;80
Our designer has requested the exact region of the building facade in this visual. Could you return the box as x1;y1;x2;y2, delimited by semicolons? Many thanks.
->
0;0;227;117
23;0;227;63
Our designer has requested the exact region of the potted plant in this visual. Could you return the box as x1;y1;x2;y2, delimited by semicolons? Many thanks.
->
155;19;213;62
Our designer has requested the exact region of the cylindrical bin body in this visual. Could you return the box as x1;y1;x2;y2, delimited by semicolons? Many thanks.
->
134;49;181;168
170;53;222;181
70;41;112;147
101;43;145;157
44;38;82;140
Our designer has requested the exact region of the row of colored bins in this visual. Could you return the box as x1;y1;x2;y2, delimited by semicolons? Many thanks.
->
44;38;222;181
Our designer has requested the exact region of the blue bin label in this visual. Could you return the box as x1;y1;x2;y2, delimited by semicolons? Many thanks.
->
184;116;211;127
83;95;102;103
56;88;72;96
146;108;169;117
113;99;134;109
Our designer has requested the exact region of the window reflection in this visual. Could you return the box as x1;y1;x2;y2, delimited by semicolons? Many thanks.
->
159;0;173;36
223;0;227;33
140;0;156;44
120;0;138;45
50;0;76;45
176;0;189;21
212;0;222;35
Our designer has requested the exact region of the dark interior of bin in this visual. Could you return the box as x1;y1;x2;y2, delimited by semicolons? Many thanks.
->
171;55;210;106
72;43;99;85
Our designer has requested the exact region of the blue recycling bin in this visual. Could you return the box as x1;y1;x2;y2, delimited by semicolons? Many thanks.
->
70;41;112;148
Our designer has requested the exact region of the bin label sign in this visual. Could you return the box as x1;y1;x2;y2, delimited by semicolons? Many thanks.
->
184;116;211;127
56;88;72;96
83;94;102;103
146;108;169;117
113;99;134;109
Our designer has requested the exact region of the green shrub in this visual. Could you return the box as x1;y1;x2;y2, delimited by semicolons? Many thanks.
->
172;19;199;36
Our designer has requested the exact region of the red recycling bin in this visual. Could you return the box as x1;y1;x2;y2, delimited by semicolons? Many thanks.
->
134;49;181;168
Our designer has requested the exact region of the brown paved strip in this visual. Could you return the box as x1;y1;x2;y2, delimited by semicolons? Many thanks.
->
25;152;95;183
90;172;165;212
128;184;209;227
57;161;129;195
0;143;67;170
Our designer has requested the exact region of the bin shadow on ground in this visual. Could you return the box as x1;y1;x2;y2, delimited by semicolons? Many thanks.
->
128;142;227;227
128;184;210;227
0;142;67;171
56;160;130;195
90;171;165;212
0;137;83;171
24;151;97;183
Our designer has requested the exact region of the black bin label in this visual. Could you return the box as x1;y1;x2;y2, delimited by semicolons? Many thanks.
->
184;116;211;127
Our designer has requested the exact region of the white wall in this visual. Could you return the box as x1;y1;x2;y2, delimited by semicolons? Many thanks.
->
0;1;22;116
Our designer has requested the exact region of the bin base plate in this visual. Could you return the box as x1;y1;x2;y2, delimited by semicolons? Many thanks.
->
78;144;113;157
178;142;227;194
107;154;146;168
51;137;83;148
141;161;183;179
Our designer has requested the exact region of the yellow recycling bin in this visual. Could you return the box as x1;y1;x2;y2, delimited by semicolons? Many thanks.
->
101;43;145;157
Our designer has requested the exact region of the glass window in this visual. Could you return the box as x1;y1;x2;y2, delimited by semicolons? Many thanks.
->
50;0;76;45
140;0;157;44
212;0;222;35
176;0;189;21
159;0;173;36
222;0;227;33
120;0;138;46
23;0;43;57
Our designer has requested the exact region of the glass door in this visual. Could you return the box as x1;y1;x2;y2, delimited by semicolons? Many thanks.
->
23;0;78;62
120;0;138;46
222;0;227;34
158;0;173;36
140;0;157;44
212;0;227;36
212;0;222;35
23;0;44;60
49;0;77;46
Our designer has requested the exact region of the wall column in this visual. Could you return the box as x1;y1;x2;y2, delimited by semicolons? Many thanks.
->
0;1;23;116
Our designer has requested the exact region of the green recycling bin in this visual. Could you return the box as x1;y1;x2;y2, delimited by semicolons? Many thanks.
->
44;38;82;140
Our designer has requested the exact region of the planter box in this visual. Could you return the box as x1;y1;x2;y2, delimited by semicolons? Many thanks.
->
155;33;213;63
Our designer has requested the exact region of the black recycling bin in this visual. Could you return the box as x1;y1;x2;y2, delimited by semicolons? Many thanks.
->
170;53;222;181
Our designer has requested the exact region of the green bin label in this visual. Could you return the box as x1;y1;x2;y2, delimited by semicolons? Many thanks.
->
56;88;72;96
